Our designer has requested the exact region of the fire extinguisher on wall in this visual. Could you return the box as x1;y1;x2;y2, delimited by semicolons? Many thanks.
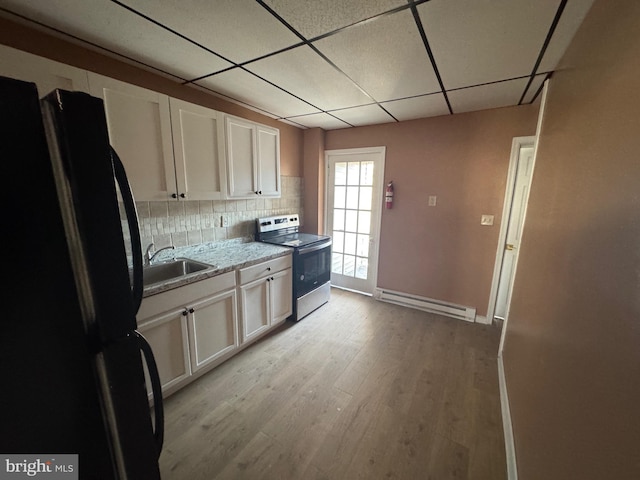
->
385;181;394;209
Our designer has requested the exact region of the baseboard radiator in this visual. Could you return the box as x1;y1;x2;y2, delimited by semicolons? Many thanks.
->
374;288;476;322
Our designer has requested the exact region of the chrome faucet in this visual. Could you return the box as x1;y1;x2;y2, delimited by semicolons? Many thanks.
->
144;243;175;266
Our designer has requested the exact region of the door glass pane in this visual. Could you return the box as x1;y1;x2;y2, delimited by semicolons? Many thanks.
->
329;156;378;286
345;210;358;232
355;257;368;279
333;231;344;253
358;211;371;234
359;187;372;211
343;255;355;276
346;187;359;209
332;253;343;274
344;232;356;255
333;209;345;231
334;186;346;208
335;162;347;185
356;234;369;257
360;161;374;185
347;162;360;185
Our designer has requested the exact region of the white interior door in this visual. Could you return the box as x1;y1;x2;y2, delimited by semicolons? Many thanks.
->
326;147;385;294
494;144;535;319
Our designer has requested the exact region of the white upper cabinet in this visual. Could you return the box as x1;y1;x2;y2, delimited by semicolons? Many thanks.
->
225;115;280;199
169;98;226;201
89;73;229;202
0;44;89;95
88;72;177;201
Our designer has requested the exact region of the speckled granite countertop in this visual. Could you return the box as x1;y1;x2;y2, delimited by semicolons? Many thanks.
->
142;238;292;297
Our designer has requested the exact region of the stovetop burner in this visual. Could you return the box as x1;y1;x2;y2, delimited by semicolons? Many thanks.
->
255;214;329;248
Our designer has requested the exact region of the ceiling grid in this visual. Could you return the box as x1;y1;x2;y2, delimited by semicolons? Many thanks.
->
0;0;596;129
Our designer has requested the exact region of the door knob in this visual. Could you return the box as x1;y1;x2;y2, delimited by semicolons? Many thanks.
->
505;244;516;251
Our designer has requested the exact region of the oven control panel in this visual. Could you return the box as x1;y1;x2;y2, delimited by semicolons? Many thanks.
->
256;214;300;233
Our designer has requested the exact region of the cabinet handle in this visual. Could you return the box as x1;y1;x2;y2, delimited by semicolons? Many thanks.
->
189;308;195;314
171;193;177;199
182;309;188;316
271;277;274;281
258;190;262;195
180;193;186;198
267;267;271;271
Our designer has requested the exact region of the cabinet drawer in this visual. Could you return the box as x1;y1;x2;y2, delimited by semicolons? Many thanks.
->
238;255;292;285
139;270;235;323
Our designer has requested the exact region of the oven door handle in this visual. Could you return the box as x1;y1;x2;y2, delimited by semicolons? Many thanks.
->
297;239;332;255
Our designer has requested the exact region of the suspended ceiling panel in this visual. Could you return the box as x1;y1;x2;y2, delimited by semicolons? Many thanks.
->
196;68;321;118
246;45;374;111
381;93;451;122
313;8;441;101
262;0;407;39
122;0;301;64
0;0;596;130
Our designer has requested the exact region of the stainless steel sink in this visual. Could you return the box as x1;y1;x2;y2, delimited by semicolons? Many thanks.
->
142;258;216;286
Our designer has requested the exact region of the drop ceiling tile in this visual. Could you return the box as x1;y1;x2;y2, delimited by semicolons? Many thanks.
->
313;9;440;102
330;104;396;127
285;112;351;130
538;0;597;72
419;0;559;89
246;45;373;111
263;0;406;39
196;68;321;118
448;78;530;114
121;0;301;63
0;0;232;79
522;74;548;104
381;93;450;121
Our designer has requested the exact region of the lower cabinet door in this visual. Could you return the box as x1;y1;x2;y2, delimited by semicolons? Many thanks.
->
138;308;191;398
187;288;238;373
240;278;270;343
270;268;292;324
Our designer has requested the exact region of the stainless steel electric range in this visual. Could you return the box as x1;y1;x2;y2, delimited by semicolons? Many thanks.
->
256;214;331;321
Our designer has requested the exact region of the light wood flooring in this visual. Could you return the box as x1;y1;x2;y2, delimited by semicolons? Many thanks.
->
159;288;506;480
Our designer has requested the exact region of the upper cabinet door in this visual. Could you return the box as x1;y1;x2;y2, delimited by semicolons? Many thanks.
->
88;72;177;202
169;98;226;201
225;115;258;199
256;125;281;198
0;44;89;95
224;115;281;199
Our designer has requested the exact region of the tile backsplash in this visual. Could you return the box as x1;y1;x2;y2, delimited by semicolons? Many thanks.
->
124;176;303;252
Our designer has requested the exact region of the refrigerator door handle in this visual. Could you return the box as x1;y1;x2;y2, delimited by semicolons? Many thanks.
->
111;147;144;314
136;330;164;456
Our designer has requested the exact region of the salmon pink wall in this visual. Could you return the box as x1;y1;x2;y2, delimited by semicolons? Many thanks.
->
503;0;640;477
325;106;538;317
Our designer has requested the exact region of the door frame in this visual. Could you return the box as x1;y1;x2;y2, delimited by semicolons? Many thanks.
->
485;135;536;325
324;146;386;295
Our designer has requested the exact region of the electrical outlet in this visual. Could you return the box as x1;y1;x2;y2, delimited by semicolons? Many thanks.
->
221;215;229;227
428;195;437;206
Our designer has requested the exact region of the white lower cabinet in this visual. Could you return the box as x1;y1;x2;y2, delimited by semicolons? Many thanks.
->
138;271;237;398
187;288;237;374
137;254;292;399
138;307;191;395
239;256;292;343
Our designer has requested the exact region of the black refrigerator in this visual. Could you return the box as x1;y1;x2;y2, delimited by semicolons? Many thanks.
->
0;76;164;478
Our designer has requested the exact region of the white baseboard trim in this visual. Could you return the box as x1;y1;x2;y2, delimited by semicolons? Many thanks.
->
373;287;476;322
498;354;518;480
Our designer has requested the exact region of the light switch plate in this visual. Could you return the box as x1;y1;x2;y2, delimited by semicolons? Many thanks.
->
221;215;229;227
428;195;437;206
481;214;494;226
